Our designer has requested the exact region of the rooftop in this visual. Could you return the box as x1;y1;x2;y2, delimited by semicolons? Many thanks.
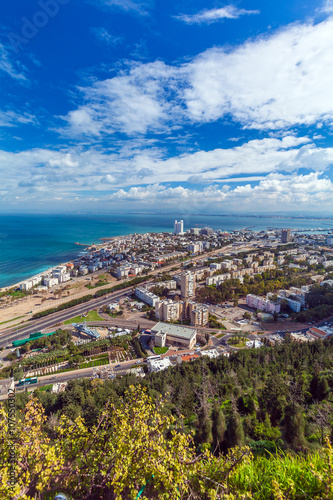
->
152;322;196;340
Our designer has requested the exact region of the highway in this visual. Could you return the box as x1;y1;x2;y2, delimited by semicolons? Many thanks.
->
0;288;137;347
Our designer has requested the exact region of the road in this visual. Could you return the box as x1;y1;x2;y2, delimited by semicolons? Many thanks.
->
0;288;136;347
15;357;143;391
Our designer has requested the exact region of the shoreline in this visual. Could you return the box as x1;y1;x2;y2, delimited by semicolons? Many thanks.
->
0;217;332;293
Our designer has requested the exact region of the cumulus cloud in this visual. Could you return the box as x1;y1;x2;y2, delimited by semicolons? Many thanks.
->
61;61;180;136
184;17;333;129
177;6;260;24
1;136;332;206
100;172;333;213
62;17;333;137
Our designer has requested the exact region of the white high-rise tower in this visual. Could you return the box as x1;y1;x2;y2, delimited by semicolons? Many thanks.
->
173;220;184;235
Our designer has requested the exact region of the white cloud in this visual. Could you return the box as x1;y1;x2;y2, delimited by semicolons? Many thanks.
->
184;17;333;129
0;43;27;81
0;110;36;128
100;172;333;213
88;0;152;15
321;0;333;13
91;27;122;45
1;136;332;205
62;61;180;136
62;17;333;137
177;6;260;24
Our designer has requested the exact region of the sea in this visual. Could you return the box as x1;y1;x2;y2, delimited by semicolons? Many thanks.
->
0;213;332;289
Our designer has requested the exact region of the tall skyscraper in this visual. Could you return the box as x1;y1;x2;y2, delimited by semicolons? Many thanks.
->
180;271;196;298
281;229;291;243
173;220;184;235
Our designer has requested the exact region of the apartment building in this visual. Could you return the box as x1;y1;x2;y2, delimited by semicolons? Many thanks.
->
174;220;184;235
190;305;209;327
246;294;280;314
135;287;160;306
155;299;182;322
180;271;196;298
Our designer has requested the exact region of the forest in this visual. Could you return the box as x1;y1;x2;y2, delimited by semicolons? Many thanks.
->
1;338;333;499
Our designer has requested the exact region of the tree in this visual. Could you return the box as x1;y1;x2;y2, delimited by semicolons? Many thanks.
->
225;404;245;449
212;402;226;454
0;386;230;500
283;403;306;450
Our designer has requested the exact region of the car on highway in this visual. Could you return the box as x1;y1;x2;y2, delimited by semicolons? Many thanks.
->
115;364;121;368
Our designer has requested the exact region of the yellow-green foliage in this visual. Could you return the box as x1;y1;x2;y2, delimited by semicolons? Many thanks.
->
228;442;333;499
0;387;332;499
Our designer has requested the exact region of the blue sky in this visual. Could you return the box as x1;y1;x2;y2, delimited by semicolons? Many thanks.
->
0;0;333;214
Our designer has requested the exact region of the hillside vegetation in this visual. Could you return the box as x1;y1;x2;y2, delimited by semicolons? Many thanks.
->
1;338;333;499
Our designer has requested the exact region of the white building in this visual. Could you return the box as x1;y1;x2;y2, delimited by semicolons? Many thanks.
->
148;357;172;372
43;277;59;288
135;287;160;306
174;220;184;235
246;294;280;314
200;349;219;359
326;235;333;246
152;322;197;349
180;272;196;298
155;299;181;322
58;272;71;283
20;281;33;291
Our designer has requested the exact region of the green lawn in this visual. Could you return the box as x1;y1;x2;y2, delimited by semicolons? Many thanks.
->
153;346;169;355
0;315;25;326
63;310;104;325
38;384;53;392
228;336;248;348
78;357;109;369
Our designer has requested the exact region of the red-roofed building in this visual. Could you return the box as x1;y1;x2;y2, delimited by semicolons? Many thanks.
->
177;354;199;364
308;327;327;339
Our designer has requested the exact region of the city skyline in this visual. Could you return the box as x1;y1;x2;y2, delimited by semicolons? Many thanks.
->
0;0;333;213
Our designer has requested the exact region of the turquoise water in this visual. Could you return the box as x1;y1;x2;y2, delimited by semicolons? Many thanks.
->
0;213;332;288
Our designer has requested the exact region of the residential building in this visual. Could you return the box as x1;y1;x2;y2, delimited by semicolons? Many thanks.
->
200;349;219;359
180;271;196;298
281;229;291;243
187;302;209;327
155;299;181;322
43;277;59;288
327;235;333;246
135;287;160;306
148;357;172;372
174;220;184;235
246;294;280;314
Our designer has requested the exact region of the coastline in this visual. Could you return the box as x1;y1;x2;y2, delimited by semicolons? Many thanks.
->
1;213;332;292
